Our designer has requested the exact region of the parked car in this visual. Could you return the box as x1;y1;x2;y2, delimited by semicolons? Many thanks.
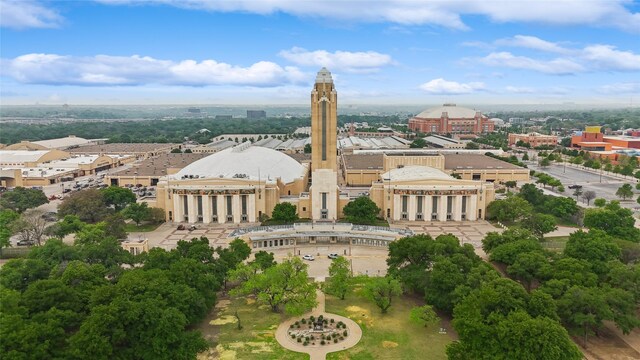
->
41;212;58;221
48;195;58;200
568;185;582;189
328;253;340;259
62;188;71;193
177;224;186;230
302;254;315;261
17;239;36;246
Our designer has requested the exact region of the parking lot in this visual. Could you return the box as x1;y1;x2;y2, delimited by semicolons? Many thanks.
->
528;163;638;209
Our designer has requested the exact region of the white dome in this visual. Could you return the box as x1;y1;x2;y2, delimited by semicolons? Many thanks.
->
171;142;306;184
414;104;485;119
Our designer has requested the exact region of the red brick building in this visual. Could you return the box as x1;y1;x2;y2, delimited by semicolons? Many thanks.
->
409;104;494;134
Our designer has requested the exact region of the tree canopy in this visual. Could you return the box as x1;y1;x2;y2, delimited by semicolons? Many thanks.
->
0;187;48;213
342;196;381;224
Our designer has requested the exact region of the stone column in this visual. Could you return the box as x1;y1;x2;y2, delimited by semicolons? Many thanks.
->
393;193;401;221
424;195;432;222
248;194;256;222
187;195;197;223
232;194;241;224
468;195;478;221
453;195;463;221
173;193;182;223
408;195;416;221
438;195;447;222
202;195;211;224
216;195;225;224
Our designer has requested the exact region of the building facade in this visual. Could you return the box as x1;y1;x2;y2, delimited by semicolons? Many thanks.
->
408;104;494;134
508;132;558;147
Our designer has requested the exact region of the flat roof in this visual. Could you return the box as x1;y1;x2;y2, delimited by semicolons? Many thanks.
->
110;153;207;177
69;143;178;154
32;136;91;149
343;154;384;170
0;150;55;164
443;154;522;170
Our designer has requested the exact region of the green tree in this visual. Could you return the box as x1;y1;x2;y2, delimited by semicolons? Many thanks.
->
170;148;182;153
410;138;426;148
615;183;634;200
521;213;557;239
594;198;607;207
539;157;551;168
542;196;579;219
325;256;351;300
556;286;612;346
122;202;151;226
0;209;19;253
486;196;533;222
58;189;112;223
233;257;317;315
269;202;299;223
0;187;48;213
573;187;583;201
522;153;530;161
365;276;402;313
583;202;640;242
100;186;136;211
504;180;517;190
342;196;381;224
251;250;276;271
507;251;551;291
303;143;311;153
409;304;440;327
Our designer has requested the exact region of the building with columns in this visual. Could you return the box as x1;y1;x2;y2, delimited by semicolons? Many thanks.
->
152;68;496;224
369;166;494;222
155;142;309;224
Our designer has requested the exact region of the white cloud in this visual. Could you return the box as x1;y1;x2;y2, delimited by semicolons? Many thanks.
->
0;53;307;87
479;52;585;74
582;45;640;71
599;82;640;94
505;86;536;93
419;78;485;94
96;0;640;32
278;47;394;73
495;35;570;54
0;0;62;29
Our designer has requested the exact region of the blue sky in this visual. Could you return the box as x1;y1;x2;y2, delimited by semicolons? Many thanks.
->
1;0;639;105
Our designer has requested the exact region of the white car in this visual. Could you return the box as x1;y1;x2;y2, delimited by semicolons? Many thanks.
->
302;254;315;261
328;253;340;259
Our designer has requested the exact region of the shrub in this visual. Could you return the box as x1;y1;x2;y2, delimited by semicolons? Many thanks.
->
343;330;348;336
297;337;302;343
321;340;326;345
301;318;306;324
303;341;308;346
334;338;338;343
340;337;344;341
291;334;296;339
296;324;300;328
330;318;335;323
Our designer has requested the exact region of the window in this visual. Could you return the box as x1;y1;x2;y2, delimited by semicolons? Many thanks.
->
416;213;423;220
303;207;306;211
183;196;188;221
321;100;327;161
401;212;408;219
212;196;217;216
197;196;203;221
472;174;481;180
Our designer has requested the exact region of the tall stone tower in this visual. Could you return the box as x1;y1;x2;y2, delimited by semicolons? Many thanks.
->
310;68;338;221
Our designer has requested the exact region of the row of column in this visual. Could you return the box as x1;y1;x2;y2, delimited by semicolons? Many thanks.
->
173;194;256;224
392;194;477;222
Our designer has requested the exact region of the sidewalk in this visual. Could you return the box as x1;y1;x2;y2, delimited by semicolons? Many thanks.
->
274;279;362;360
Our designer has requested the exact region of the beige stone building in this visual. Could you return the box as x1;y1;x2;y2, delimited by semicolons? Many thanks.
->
69;143;179;159
370;166;494;221
150;68;501;224
106;153;208;187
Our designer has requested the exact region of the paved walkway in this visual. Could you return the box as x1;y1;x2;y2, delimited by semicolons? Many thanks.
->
275;279;362;360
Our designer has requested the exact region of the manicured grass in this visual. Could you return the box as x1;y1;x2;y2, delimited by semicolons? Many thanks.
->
123;223;162;232
197;294;308;360
325;277;453;360
542;236;570;252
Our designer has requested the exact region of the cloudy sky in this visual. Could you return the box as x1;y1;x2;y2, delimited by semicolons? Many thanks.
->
1;0;639;105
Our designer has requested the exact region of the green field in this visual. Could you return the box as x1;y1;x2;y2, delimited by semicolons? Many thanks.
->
325;277;454;360
197;294;308;360
542;235;570;252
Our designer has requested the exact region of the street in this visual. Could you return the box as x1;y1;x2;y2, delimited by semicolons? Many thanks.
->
528;162;638;209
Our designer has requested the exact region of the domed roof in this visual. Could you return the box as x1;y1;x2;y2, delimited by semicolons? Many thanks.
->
414;104;485;119
171;142;306;184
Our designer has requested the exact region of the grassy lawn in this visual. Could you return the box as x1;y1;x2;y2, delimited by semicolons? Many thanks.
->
197;294;308;360
542;235;570;252
124;222;162;232
325;277;454;360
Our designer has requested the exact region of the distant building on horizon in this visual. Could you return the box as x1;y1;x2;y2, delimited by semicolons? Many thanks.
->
247;110;266;119
215;115;233;120
408;104;494;135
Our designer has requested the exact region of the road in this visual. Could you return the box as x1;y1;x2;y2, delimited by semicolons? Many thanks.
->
528;162;638;209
